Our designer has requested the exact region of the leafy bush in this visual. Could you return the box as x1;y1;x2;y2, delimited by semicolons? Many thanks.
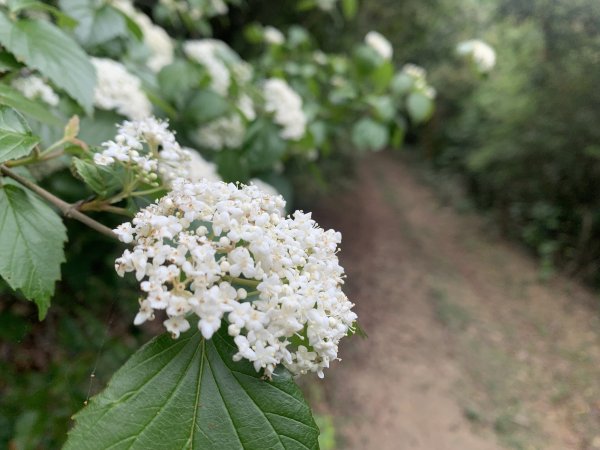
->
0;0;433;447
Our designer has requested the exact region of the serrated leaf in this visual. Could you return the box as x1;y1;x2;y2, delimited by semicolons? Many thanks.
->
65;327;320;450
0;184;67;319
0;12;96;114
72;157;124;197
351;117;389;152
60;0;127;47
0;85;63;127
0;106;39;163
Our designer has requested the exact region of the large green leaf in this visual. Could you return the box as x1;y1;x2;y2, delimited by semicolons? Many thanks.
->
65;327;320;449
0;85;63;127
59;0;127;47
0;12;96;114
0;106;39;163
0;184;67;319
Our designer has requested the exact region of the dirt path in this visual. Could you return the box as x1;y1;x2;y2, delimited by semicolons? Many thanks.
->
310;152;600;450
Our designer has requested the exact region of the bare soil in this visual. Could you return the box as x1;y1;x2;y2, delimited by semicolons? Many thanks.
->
309;152;600;450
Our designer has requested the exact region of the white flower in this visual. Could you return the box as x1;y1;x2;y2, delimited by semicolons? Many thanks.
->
184;40;232;95
264;26;285;45
11;75;59;106
365;31;393;60
193;115;245;151
113;0;174;72
457;39;496;73
237;94;256;121
91;57;152;119
316;0;337;11
93;117;195;185
115;178;357;378
263;78;307;141
184;149;221;182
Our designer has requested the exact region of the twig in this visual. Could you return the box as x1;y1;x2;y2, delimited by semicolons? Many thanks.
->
0;165;118;240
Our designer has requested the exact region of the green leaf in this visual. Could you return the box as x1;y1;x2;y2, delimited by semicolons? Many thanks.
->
0;85;63;127
406;91;434;124
60;0;127;47
0;12;96;114
0;106;39;163
351;118;389;152
65;327;320;449
186;89;230;124
158;60;203;107
72;158;124;197
8;0;78;28
341;0;358;20
244;118;287;171
0;184;67;319
0;50;21;72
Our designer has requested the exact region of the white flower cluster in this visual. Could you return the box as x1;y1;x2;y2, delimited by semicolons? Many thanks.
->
365;31;393;60
93;117;191;184
401;64;436;99
264;26;285;45
316;0;337;11
113;0;174;72
457;39;496;73
159;0;228;19
184;40;232;95
263;78;307;141
185;149;221;182
91;58;152;120
193;115;246;151
11;75;59;106
114;178;356;377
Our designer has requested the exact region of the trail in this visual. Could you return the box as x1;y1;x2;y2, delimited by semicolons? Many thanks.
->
311;152;600;450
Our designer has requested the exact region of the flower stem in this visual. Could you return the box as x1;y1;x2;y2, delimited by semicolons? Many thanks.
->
0;165;118;240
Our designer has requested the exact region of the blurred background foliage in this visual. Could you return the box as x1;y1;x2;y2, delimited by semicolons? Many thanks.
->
3;0;600;448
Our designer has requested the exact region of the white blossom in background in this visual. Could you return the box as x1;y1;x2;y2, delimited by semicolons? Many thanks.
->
313;51;328;65
184;149;222;182
113;0;174;72
237;94;256;121
93;117;193;185
264;26;285;45
316;0;337;11
456;39;496;73
91;58;152;120
193;115;245;151
11;75;59;106
365;31;393;60
263;78;307;141
114;178;357;377
184;40;232;95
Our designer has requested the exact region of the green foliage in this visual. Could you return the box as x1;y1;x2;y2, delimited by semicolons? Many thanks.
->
0;84;63;127
0;12;95;113
0;106;39;163
0;184;67;319
65;327;320;450
60;0;127;47
352;117;389;151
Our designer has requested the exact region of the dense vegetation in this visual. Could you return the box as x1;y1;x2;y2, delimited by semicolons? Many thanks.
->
357;0;600;282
